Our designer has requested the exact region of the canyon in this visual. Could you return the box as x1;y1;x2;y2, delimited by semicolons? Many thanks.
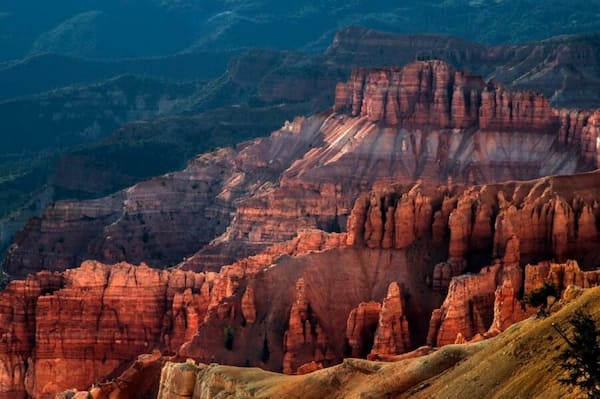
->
3;59;600;398
4;26;600;263
154;285;600;399
5;60;600;277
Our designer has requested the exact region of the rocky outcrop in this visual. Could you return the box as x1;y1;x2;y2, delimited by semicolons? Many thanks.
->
368;282;411;359
177;241;438;376
525;260;600;293
282;278;335;374
428;254;600;347
3;117;327;277
3;56;600;399
55;351;164;399
346;187;433;250
334;61;600;168
427;263;501;346
27;261;206;399
0;261;208;398
345;302;381;358
334;62;486;128
0;272;63;399
345;173;600;346
241;285;257;325
335;61;553;132
0;228;352;398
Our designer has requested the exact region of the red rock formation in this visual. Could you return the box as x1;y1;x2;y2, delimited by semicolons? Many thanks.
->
429;243;600;347
368;282;411;359
0;272;63;399
55;351;164;399
525;260;600;293
334;62;485;129
335;61;561;134
582;111;600;168
428;263;500;346
345;302;381;358
241;285;257;325
0;261;209;398
3;56;600;399
431;261;466;293
558;109;593;146
177;227;439;376
27;261;206;399
346;186;437;250
282;278;334;374
2;171;600;398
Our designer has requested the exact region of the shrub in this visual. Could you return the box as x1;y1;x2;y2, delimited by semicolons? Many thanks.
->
523;283;559;316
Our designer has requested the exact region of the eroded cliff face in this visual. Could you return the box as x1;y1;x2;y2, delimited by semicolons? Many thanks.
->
0;261;206;399
350;173;600;347
0;272;63;399
334;61;599;163
6;61;599;278
4;61;600;398
3;118;326;277
2;172;600;398
0;229;348;397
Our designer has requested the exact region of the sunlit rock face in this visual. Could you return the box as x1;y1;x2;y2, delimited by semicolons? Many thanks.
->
2;171;600;397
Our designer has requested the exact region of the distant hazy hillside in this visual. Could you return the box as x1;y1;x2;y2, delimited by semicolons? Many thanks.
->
2;0;600;61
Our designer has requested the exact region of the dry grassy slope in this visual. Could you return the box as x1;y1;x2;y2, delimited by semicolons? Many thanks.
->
161;287;600;399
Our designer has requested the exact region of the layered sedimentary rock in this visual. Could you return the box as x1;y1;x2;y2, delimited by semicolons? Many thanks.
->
368;282;411;359
351;171;600;271
4;59;600;398
334;61;555;132
426;257;600;347
343;171;600;347
3;118;327;277
3;171;600;398
282;278;335;374
0;272;63;399
0;228;350;398
345;302;381;358
30;262;205;399
334;61;600;167
178;244;434;374
6;61;600;277
0;261;206;398
55;351;164;399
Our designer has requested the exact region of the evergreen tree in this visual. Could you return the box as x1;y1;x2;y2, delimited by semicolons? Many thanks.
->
554;311;600;398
